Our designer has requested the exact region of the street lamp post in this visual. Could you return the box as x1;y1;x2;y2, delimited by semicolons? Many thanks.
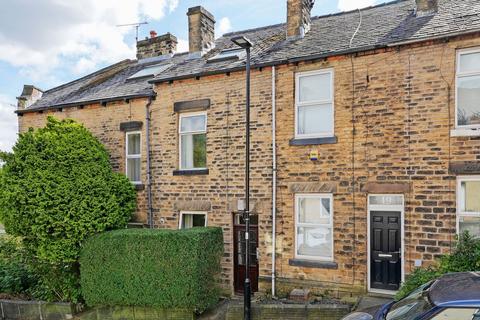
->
231;35;253;320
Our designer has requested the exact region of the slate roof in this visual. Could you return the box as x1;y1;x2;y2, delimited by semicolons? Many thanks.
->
23;0;480;112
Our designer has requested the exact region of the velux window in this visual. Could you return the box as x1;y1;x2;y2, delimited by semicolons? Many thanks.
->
457;176;480;237
295;69;334;138
126;132;141;184
179;112;207;170
295;194;334;261
456;48;480;128
179;212;207;229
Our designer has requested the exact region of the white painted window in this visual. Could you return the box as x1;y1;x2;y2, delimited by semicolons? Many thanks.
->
126;132;141;184
295;194;333;261
457;176;480;237
456;48;480;129
179;112;207;170
179;211;207;229
295;69;334;138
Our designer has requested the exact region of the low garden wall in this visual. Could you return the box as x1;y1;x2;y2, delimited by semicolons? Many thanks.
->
0;299;79;320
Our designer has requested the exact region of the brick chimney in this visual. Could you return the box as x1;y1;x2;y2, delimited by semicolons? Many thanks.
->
415;0;438;16
187;6;215;53
136;32;177;60
17;85;43;110
287;0;315;38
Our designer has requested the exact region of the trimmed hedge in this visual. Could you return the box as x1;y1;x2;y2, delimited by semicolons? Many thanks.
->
79;228;223;312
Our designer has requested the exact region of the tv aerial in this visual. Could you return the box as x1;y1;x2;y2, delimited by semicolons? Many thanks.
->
116;21;149;42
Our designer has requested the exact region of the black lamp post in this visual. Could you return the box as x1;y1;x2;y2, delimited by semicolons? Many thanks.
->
231;35;253;320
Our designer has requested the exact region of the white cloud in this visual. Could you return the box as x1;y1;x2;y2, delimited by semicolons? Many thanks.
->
338;0;376;11
176;39;189;53
0;94;18;152
0;0;179;82
217;17;232;37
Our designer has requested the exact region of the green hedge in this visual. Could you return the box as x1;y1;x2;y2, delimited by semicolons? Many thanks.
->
79;228;223;312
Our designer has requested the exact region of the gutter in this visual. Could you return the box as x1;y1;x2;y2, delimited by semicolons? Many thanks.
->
16;93;156;115
271;66;277;297
145;95;155;229
386;28;480;47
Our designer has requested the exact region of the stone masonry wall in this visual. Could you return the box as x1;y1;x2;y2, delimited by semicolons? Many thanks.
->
17;33;480;295
272;33;480;294
150;70;274;292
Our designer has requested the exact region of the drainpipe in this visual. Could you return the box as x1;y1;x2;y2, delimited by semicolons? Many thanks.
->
271;66;277;297
145;96;154;228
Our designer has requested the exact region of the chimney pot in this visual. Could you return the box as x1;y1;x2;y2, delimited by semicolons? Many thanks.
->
136;32;178;60
415;0;438;16
187;6;215;53
287;0;315;38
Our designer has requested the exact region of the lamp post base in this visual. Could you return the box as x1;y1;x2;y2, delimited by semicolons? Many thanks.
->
244;279;251;320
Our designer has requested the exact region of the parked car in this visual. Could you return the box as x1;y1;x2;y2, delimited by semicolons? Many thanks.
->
342;272;480;320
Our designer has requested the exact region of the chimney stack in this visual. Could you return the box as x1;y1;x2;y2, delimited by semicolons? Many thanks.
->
136;32;177;60
187;6;215;53
17;85;43;110
287;0;315;38
415;0;438;16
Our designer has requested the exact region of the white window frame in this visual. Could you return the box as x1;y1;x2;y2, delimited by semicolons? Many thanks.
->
294;193;334;261
125;131;142;184
295;69;335;139
179;111;207;170
179;211;208;229
456;175;480;235
455;47;480;131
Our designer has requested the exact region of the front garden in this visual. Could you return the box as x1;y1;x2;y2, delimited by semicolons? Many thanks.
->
0;117;225;319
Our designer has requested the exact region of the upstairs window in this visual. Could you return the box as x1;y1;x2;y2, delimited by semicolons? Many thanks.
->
295;69;334;138
179;112;207;170
456;48;480;128
457;176;480;237
126;132;141;184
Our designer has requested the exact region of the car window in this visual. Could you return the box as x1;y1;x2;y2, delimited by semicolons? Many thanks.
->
431;308;480;319
386;282;434;320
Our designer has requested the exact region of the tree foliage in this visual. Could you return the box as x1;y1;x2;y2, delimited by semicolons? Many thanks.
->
396;232;480;300
0;117;136;264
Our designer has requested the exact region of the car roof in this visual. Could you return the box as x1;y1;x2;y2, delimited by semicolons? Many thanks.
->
429;272;480;307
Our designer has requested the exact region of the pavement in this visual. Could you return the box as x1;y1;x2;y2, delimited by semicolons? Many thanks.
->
355;295;393;311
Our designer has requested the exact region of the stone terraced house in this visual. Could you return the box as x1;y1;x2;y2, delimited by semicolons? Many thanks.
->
15;0;480;297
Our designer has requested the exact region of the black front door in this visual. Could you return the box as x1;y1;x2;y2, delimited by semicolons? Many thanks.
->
370;211;401;291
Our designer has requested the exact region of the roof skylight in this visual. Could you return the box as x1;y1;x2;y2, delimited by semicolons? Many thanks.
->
207;48;245;63
128;64;171;80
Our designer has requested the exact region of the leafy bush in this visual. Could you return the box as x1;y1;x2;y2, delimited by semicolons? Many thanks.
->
0;117;137;301
0;236;38;296
80;228;224;313
396;232;480;300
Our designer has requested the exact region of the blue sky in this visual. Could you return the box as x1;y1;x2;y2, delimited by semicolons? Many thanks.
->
0;0;384;152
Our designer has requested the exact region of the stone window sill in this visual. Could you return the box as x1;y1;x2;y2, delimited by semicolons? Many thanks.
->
288;259;338;269
133;184;145;191
451;128;480;137
173;169;209;176
289;136;338;146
